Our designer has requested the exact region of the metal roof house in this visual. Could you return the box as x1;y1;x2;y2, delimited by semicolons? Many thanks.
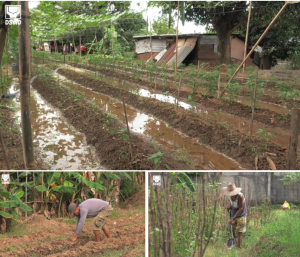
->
133;33;253;66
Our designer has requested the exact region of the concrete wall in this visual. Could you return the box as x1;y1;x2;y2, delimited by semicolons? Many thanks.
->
189;172;300;204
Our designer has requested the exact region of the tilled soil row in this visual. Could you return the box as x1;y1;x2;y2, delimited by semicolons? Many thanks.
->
95;64;300;108
31;77;190;170
58;68;295;170
1;214;145;257
0;103;25;170
68;62;292;130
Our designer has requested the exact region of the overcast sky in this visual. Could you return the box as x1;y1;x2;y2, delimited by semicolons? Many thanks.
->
29;1;206;34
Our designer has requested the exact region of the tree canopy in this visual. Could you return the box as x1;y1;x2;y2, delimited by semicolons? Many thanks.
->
152;16;176;35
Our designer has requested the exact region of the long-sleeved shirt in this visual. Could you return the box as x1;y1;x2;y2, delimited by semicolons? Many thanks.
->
75;199;109;236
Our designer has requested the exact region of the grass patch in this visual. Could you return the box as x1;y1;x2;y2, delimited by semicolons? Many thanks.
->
205;209;300;257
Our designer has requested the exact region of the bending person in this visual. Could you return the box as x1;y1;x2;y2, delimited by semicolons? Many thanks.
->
68;199;113;242
222;182;247;249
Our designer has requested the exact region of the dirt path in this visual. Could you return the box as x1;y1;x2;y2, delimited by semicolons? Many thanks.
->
0;197;145;256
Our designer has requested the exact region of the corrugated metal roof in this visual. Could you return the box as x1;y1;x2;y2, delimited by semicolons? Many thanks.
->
167;38;198;67
135;39;166;54
155;49;167;62
157;43;176;64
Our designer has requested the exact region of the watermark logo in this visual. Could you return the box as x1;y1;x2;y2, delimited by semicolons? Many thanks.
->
5;5;21;25
1;174;10;185
153;175;161;186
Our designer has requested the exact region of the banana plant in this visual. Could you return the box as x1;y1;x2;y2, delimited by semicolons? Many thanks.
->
0;183;32;222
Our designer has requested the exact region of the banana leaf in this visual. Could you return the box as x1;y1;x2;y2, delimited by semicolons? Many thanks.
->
177;173;195;192
0;210;13;218
52;186;77;193
34;185;48;192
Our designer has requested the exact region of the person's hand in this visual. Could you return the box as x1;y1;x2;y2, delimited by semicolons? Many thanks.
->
229;219;234;225
71;234;77;242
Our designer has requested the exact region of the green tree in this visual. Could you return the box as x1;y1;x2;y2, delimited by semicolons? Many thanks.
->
149;1;300;65
152;16;176;35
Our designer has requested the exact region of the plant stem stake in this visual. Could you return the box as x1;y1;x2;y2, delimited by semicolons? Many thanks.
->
287;108;300;169
122;99;133;160
250;67;259;138
175;1;180;75
219;2;289;98
242;1;252;83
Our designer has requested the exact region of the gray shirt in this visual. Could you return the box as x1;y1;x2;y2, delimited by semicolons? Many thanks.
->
229;192;247;218
75;199;109;236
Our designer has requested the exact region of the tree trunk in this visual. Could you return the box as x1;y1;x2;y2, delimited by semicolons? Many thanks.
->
260;55;272;70
216;31;231;65
18;1;36;169
0;2;11;67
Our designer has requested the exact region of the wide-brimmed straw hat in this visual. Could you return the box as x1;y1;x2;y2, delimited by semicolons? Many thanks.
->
221;182;242;196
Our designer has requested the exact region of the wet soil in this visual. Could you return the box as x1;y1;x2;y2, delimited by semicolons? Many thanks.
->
0;198;145;257
31;76;191;170
70;63;292;131
0;101;25;170
57;68;296;170
96;64;300;108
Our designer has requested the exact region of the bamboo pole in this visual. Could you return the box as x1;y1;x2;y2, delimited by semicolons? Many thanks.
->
242;1;252;83
287;109;300;169
18;1;36;169
249;68;259;138
0;130;10;169
175;1;180;74
79;36;82;57
25;171;27;218
111;22;114;59
217;74;221;98
177;74;182;110
122;99;133;160
219;2;289;98
42;171;44;202
150;20;152;61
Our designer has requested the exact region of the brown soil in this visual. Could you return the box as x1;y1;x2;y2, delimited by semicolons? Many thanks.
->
0;201;145;257
127;188;145;206
95;63;300;108
0;102;25;170
70;63;292;130
57;68;296;170
31;76;191;170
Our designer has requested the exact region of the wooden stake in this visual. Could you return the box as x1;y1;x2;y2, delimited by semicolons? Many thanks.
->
150;20;153;61
242;1;252;83
0;130;10;170
177;74;182;110
25;171;27;218
249;68;259;138
18;1;36;169
287;109;300;169
217;74;221;98
175;1;180;75
111;22;114;59
42;171;44;202
79;36;82;57
122;99;133;160
219;2;289;98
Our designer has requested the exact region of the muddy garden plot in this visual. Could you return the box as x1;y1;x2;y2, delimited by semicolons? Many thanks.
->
0;203;145;257
27;53;300;170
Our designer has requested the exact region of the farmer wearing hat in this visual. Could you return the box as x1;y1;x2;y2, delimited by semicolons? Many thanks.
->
68;199;113;242
222;182;247;249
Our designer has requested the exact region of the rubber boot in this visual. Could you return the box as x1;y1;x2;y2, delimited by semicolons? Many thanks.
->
103;227;111;238
93;230;101;242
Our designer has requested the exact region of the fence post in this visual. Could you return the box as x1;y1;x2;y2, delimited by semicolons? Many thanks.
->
287;108;300;169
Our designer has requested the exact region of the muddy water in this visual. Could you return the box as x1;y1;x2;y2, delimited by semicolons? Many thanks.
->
98;65;289;115
9;80;102;170
68;66;297;149
56;72;242;170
